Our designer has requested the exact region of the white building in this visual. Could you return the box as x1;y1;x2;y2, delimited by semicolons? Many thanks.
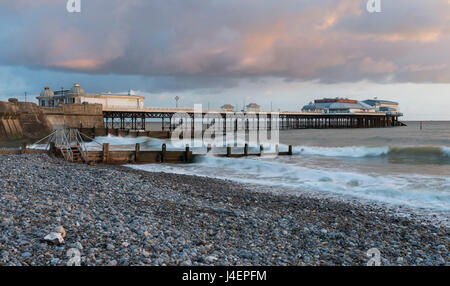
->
37;83;144;110
362;99;401;115
302;98;376;114
221;104;235;112
246;103;261;112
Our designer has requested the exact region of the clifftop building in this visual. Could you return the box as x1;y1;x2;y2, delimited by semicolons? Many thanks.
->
37;83;144;110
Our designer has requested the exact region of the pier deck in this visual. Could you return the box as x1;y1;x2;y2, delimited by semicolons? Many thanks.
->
102;108;404;131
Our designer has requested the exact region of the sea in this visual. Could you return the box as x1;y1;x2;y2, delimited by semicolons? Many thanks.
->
91;121;450;213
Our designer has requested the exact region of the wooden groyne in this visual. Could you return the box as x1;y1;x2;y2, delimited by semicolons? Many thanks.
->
212;144;293;158
51;143;294;164
49;143;193;165
1;141;294;165
0;143;46;155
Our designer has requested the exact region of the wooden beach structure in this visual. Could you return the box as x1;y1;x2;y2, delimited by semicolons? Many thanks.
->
4;128;293;165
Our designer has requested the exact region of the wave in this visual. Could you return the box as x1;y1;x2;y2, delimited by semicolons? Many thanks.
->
127;156;450;211
89;134;150;145
293;145;450;160
84;135;450;160
293;146;389;158
442;146;450;156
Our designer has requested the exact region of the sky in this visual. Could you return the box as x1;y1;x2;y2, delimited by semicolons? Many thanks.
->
0;0;449;120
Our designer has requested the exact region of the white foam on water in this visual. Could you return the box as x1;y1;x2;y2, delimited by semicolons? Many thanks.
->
127;155;450;212
441;146;450;156
89;134;150;145
292;145;390;158
101;135;450;211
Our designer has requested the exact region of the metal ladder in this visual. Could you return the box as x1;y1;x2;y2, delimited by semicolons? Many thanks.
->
29;128;91;163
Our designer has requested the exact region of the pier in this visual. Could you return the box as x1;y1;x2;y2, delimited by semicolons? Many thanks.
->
102;107;404;131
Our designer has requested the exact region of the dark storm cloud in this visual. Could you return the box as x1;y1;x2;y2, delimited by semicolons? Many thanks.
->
0;0;449;92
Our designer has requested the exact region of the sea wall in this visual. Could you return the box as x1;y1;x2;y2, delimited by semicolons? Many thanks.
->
40;103;104;129
0;99;53;142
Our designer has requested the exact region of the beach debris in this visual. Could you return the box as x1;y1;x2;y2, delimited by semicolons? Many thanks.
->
204;255;218;264
44;232;65;245
54;226;66;238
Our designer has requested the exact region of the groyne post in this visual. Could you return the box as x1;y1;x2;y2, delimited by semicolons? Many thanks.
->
275;144;279;155
227;145;231;157
185;144;190;162
288;145;293;155
207;144;212;153
102;143;110;163
244;144;249;156
260;145;264;156
161;144;166;163
21;142;27;155
49;142;56;155
135;143;140;162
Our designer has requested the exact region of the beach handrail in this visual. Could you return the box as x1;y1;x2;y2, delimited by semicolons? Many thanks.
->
78;130;103;147
28;130;57;150
73;129;90;163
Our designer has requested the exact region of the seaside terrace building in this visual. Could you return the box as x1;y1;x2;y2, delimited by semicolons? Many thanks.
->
302;98;375;114
221;104;235;112
36;83;144;110
362;99;402;116
245;103;261;112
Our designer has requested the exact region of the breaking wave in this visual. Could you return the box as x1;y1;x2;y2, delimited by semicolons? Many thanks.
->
87;135;450;161
293;145;450;160
293;146;389;157
128;156;450;211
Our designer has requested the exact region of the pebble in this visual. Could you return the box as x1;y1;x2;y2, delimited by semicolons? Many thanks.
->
21;252;32;259
44;233;64;245
0;154;448;266
204;255;218;264
54;226;66;238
